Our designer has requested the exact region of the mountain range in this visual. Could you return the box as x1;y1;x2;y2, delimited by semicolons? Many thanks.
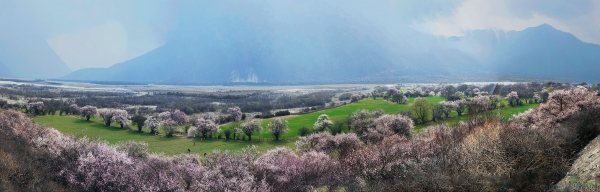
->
448;24;600;81
59;23;600;84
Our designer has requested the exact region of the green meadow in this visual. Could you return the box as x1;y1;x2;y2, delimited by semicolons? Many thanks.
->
33;96;537;156
221;97;446;139
33;115;295;156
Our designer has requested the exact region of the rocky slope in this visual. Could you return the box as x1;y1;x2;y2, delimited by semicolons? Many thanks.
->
556;135;600;189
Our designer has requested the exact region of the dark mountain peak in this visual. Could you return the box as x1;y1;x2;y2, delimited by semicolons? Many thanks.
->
536;23;554;29
515;23;581;43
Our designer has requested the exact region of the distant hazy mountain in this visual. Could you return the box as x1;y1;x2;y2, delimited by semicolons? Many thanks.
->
0;61;14;77
448;24;600;82
62;2;479;84
63;22;599;84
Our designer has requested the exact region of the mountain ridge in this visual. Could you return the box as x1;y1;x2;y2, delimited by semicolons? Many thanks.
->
61;23;600;84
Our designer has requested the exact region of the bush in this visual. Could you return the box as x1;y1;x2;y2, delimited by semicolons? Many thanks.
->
338;93;353;100
274;110;291;117
299;127;311;136
261;111;274;119
224;129;232;140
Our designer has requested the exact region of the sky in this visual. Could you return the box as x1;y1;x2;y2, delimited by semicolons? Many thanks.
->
1;0;598;71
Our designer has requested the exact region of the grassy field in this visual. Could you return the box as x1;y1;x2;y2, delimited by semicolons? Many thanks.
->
33;115;295;156
32;96;537;156
33;97;443;155
414;103;540;130
221;97;446;140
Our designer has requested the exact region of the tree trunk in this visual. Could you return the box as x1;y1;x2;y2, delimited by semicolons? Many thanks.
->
248;135;252;141
86;115;90;121
275;134;279;141
120;123;124;129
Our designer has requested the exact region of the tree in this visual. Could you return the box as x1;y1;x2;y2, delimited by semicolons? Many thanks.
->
267;118;289;141
533;93;540;103
432;104;444;122
158;111;172;121
541;89;550;103
161;119;179;137
188;118;220;139
392;93;407;104
112;109;130;128
313;114;333;132
224;129;232;140
143;117;161;134
473;88;481;96
131;115;147;132
452;100;469;116
441;85;456;99
98;109;115;126
227;107;243;122
27;101;45;115
331;121;344;135
410;97;432;124
79;105;97;121
371;90;379;99
238;119;262;141
505;91;520;107
0;99;7;109
350;94;361;102
386;88;398;101
171;110;188;125
469;96;490;114
438;101;456;118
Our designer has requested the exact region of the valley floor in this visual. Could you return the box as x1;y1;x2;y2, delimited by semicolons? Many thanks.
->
33;97;539;155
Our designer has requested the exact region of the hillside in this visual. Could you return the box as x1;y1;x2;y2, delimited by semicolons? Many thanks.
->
556;135;600;188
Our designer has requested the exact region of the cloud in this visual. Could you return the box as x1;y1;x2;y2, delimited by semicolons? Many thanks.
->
412;0;600;45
